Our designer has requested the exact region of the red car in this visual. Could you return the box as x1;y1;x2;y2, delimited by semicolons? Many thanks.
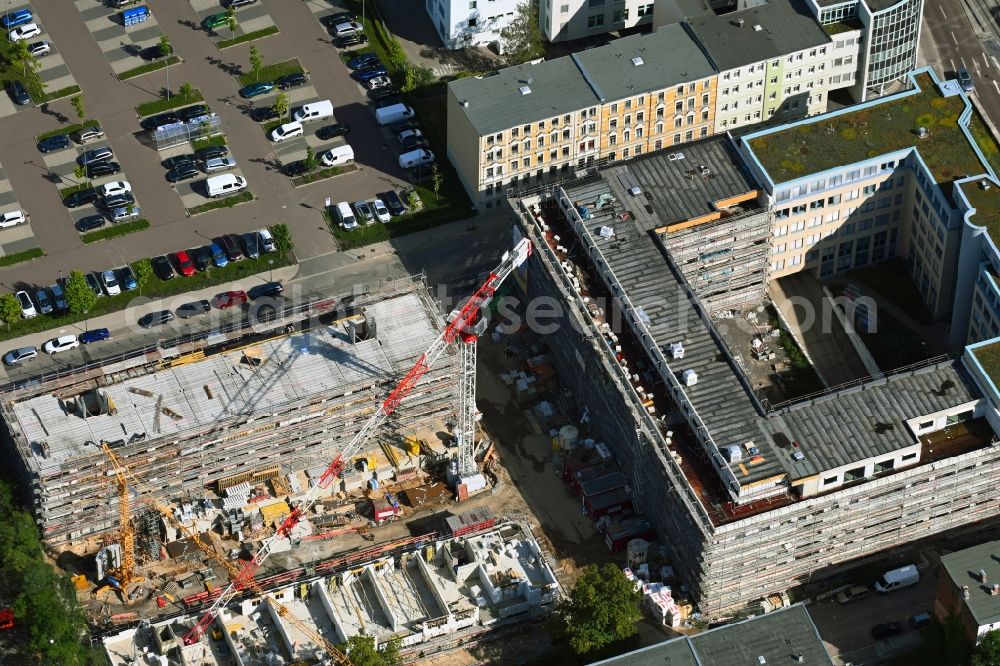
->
212;290;248;309
174;250;196;277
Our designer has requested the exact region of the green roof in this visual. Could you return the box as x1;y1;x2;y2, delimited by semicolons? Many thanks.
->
972;339;1000;392
959;178;1000;248
746;73;985;185
940;539;1000;626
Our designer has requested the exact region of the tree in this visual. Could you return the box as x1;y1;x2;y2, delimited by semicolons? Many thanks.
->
134;259;154;295
0;293;21;328
73;164;88;183
158;32;171;59
552;563;642;656
402;64;435;92
179;82;195;101
342;635;402;666
271;223;294;258
500;0;544;66
431;164;442;202
64;271;96;316
249;44;263;82
9;38;39;78
70;94;84;120
304;145;317;174
226;7;238;37
271;92;289;120
975;630;1000;666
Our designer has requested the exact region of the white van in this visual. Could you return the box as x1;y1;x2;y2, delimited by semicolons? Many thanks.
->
335;201;357;230
398;148;435;169
375;103;415;126
206;173;248;198
874;564;919;593
294;100;334;123
321;144;355;167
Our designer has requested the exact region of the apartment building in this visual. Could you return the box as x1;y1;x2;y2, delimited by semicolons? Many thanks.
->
538;0;656;42
447;26;717;209
426;0;523;49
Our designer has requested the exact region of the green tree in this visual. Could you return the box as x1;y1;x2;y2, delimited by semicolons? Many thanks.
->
304;145;317;174
500;1;544;66
226;7;238;37
249;44;263;82
134;259;154;295
73;164;88;183
402;64;435;92
179;82;195;101
975;630;1000;666
552;563;642;656
271;223;294;258
158;32;171;58
70;94;84;120
0;293;22;328
10;38;38;78
431;164;442;202
64;270;97;316
271;92;289;120
342;635;402;666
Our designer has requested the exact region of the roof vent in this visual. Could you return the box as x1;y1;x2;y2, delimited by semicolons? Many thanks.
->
753;24;763;31
795;656;805;664
982;180;992;190
667;152;685;161
519;86;532;96
632;56;644;66
757;657;766;666
737;18;745;26
791;450;805;462
963;584;971;600
698;165;711;176
461;100;469;107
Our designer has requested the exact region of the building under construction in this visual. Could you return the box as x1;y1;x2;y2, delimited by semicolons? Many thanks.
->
510;136;1000;618
0;284;458;549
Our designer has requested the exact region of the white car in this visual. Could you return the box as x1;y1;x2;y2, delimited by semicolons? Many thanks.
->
366;75;391;90
371;198;390;223
43;335;80;355
15;290;35;318
258;228;276;252
396;128;422;144
100;270;121;296
0;209;26;228
9;23;41;41
270;121;303;142
27;40;50;57
100;181;132;197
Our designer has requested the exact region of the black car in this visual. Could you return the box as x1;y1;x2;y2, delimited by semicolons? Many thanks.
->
85;272;104;297
139;43;172;60
141;112;179;131
248;282;283;300
335;34;368;48
400;135;429;151
75;214;106;232
102;192;135;209
316;123;350;140
192;247;212;271
321;11;355;27
64;187;100;209
176;300;211;318
871;622;903;641
7;80;29;105
86;161;122;178
139;310;174;328
283;160;308;177
250;105;279;122
195;145;228;161
378;190;406;216
166;164;199;183
162;153;196;170
242;232;260;259
151;255;175;280
79;147;114;164
276;72;307;90
178;104;208;122
214;235;243;261
347;53;379;70
370;87;401;102
37;134;70;153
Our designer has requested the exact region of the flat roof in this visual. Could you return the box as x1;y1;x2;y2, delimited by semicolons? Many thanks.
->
745;72;986;185
592;603;832;665
971;338;1000;391
449;26;715;136
685;0;831;72
940;539;1000;626
959;177;1000;250
10;293;438;477
816;0;907;10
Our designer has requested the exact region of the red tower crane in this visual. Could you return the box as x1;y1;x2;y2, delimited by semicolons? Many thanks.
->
182;237;532;646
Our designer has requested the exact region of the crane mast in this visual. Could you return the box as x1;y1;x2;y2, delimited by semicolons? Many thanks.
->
183;238;532;646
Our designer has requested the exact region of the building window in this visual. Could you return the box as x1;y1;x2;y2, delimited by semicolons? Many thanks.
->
587;14;605;28
822;475;838;486
843;466;865;482
613;8;628;22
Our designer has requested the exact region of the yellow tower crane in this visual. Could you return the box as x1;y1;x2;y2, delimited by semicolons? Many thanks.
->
93;443;144;602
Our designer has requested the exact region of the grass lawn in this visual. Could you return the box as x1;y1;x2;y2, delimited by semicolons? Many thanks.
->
968;109;1000;177
191;134;227;151
38;84;81;104
58;182;93;199
0;247;43;268
217;25;280;49
135;88;204;117
748;73;984;184
838;258;935;325
973;341;1000;388
118;56;181;81
80;219;150;245
237;59;303;87
0;253;295;342
291;164;356;187
36;119;99;143
187;190;254;216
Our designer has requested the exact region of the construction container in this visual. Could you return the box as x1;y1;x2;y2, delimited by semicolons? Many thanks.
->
604;517;655;553
584;487;633;519
370;497;398;522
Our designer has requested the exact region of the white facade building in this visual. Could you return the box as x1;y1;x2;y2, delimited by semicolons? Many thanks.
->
538;0;655;42
426;0;524;49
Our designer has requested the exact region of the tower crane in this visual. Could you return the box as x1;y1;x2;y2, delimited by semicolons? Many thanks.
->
182;238;532;646
94;443;144;602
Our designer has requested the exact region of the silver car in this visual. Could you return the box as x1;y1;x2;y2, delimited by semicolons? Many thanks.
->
3;346;37;365
203;156;237;173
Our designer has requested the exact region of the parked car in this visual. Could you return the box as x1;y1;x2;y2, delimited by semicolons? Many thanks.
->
139;43;171;60
166;163;200;183
240;81;274;98
321;12;355;27
248;282;283;299
371;198;390;223
86;161;121;178
202;12;229;30
217;235;243;261
399;148;435;169
195;145;228;161
64;187;100;208
1;9;32;29
258;228;276;252
250;105;279;122
271;121;303;142
369;87;400;103
9;23;41;42
192;247;212;271
34;288;52;315
100;181;132;198
139;310;174;328
871;621;903;641
118;265;138;291
141;112;179;131
74;127;105;144
38;134;69;153
282;160;308;177
163;153;196;169
355;65;388;82
79;146;114;164
43;335;79;355
835;585;870;605
79;328;111;344
378;190;406;216
347;53;379;70
7;79;29;105
316;123;350;140
0;209;25;227
84;272;103;297
335;34;368;48
100;270;121;296
49;282;67;312
3;346;36;365
14;290;34;318
333;21;363;37
203;156;237;173
75;214;106;232
277;72;307;89
174;250;196;277
176;300;211;318
178;104;208;122
151;255;175;280
242;232;260;259
27;40;49;57
101;192;135;209
909;612;932;629
212;290;248;309
109;206;139;224
209;242;228;267
396;128;423;143
400;135;428;151
353;200;374;224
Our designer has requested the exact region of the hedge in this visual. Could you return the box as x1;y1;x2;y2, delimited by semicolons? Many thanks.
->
237;59;303;87
118;56;181;81
80;219;150;245
0;247;43;268
135;89;204;117
187;190;254;216
36;120;99;143
217;25;280;50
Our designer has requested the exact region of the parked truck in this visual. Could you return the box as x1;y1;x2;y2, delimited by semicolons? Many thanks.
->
375;103;415;126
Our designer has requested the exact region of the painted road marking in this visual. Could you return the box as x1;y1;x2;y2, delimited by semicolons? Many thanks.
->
952;31;959;44
939;5;947;19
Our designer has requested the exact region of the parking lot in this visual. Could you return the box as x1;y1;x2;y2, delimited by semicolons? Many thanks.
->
73;0;169;77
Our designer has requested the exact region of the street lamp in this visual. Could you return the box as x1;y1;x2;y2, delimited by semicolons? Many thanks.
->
268;259;273;282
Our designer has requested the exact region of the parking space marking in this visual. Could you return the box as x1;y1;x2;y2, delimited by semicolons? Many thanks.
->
73;0;168;76
8;1;81;98
0;160;40;257
189;0;276;45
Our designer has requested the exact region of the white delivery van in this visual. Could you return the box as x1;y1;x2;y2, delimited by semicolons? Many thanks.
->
398;148;435;169
205;173;248;198
375;103;415;126
321;144;355;167
294;100;334;123
335;201;357;230
874;564;919;593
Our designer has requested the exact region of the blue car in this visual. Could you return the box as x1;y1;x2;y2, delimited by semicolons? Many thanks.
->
79;328;111;344
355;65;388;82
1;9;32;29
209;242;228;267
38;134;70;153
239;81;274;99
347;53;379;70
118;265;138;291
